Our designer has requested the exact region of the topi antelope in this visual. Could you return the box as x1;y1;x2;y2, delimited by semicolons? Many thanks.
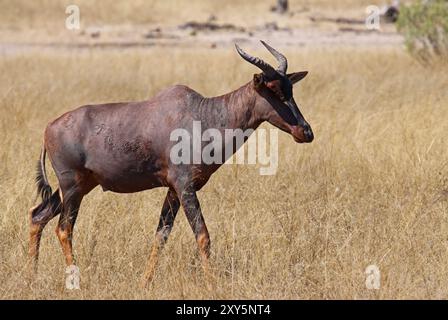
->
29;41;313;286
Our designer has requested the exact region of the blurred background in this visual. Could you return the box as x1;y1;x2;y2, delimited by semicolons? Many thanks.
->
0;1;447;299
0;0;412;49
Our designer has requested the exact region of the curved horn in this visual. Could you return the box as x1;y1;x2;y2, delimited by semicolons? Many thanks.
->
235;43;277;78
260;40;287;74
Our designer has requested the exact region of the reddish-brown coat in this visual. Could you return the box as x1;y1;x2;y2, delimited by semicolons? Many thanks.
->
29;43;313;286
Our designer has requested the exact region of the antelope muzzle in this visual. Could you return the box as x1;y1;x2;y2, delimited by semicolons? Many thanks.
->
285;99;314;143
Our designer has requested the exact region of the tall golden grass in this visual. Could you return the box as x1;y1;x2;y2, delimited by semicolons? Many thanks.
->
0;46;447;299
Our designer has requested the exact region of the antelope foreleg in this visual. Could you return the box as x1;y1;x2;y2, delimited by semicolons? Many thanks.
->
178;188;211;278
142;189;180;287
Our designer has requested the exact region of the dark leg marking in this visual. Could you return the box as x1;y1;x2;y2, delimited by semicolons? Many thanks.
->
179;187;211;267
29;190;62;271
142;189;180;286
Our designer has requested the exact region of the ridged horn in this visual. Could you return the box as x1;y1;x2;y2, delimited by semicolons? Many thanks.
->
260;40;287;75
235;43;277;78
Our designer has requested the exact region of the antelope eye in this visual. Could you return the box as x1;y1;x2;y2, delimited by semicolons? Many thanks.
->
277;91;286;101
273;88;285;101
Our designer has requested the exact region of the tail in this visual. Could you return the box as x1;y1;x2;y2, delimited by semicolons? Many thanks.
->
35;146;52;203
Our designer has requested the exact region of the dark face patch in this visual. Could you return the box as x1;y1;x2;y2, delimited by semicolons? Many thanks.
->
265;77;293;102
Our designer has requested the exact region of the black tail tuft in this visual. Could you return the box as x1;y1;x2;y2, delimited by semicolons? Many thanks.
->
36;160;52;203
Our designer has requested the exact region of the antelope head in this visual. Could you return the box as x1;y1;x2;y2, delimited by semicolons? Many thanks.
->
236;41;314;143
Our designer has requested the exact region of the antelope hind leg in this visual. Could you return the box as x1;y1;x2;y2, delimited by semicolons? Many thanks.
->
29;190;62;274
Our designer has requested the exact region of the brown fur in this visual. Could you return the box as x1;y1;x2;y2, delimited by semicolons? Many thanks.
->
29;44;313;286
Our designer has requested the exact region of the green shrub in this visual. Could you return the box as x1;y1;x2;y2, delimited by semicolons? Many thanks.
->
397;0;448;64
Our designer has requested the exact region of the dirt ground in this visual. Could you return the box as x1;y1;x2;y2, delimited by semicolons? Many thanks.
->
0;1;402;53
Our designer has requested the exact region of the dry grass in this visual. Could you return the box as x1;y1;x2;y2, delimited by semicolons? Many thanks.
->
0;45;447;299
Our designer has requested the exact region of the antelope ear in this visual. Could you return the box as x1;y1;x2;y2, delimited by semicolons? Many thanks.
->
288;71;308;85
253;73;264;89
